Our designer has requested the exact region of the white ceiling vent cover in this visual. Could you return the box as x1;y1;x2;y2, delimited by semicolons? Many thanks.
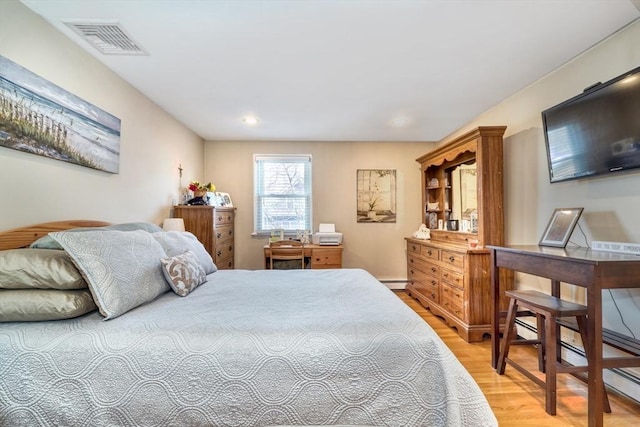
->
64;21;147;55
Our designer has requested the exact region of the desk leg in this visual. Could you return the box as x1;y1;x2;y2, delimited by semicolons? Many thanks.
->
491;249;500;369
551;280;562;364
587;284;604;427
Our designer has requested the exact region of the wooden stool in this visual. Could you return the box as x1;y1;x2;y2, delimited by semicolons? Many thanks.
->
497;289;611;416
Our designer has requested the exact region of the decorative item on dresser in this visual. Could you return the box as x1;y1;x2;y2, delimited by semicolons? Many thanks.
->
172;205;235;269
406;126;514;342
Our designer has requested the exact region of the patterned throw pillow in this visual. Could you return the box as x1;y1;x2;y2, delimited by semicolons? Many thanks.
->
152;231;216;274
161;250;207;297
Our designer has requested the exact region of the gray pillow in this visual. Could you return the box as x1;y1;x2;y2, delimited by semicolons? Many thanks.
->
0;289;97;322
31;222;163;250
152;231;217;274
0;248;86;289
161;250;207;297
50;230;169;320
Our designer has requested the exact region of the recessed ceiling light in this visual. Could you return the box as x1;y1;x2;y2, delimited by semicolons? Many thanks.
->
243;116;259;126
390;116;411;127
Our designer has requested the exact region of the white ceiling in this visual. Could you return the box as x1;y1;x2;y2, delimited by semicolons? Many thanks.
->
20;0;640;142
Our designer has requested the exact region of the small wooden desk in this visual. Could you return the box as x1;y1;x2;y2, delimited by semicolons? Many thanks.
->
488;245;640;427
264;243;343;269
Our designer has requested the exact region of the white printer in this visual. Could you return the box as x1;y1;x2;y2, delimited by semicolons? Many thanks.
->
312;223;343;245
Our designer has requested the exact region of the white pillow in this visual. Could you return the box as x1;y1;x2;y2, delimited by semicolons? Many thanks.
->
161;250;207;297
50;230;169;320
152;231;217;274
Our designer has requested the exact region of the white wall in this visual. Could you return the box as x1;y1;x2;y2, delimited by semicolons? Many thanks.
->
205;140;432;277
0;0;204;230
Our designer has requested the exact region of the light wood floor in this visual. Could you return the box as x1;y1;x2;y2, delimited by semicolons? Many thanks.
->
395;291;640;426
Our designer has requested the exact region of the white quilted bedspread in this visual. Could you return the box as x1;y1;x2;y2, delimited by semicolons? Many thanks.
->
0;268;496;426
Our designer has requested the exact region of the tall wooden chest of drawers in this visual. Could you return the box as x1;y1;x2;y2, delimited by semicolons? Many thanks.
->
173;206;236;269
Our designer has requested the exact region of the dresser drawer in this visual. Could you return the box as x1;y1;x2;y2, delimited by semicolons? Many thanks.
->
441;250;464;269
407;254;437;275
407;241;422;254
421;246;440;261
217;256;234;270
408;267;439;287
441;267;464;289
311;248;342;268
441;283;465;320
215;241;234;262
412;280;439;304
215;225;234;244
214;210;234;226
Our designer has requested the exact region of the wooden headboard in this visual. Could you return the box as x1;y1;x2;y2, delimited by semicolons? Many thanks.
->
0;220;112;251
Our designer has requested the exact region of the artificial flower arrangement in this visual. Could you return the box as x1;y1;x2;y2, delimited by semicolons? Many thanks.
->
188;181;216;193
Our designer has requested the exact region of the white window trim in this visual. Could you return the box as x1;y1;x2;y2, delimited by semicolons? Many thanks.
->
253;154;312;236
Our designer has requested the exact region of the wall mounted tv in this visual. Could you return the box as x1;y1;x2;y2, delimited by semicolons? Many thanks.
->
542;66;640;183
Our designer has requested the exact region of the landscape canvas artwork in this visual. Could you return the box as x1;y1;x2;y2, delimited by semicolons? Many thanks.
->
357;169;396;223
0;56;120;173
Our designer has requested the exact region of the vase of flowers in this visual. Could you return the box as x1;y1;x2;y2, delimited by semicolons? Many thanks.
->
187;181;216;204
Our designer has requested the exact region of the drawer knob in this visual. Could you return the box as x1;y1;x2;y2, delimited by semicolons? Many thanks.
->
427;250;433;256
228;245;233;251
431;293;436;299
216;232;222;238
410;269;415;274
431;267;437;273
431;280;437;285
217;251;222;256
448;255;455;262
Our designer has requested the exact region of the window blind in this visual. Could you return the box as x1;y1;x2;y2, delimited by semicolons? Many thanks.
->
254;154;312;234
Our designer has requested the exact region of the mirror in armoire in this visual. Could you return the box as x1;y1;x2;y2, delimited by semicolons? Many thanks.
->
449;161;478;233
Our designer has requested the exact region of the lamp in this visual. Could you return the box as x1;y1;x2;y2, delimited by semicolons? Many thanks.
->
162;218;185;232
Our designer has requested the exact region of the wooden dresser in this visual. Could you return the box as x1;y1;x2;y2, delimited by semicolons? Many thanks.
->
172;206;235;269
406;126;513;342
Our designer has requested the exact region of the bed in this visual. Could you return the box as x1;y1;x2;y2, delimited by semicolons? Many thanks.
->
0;221;497;427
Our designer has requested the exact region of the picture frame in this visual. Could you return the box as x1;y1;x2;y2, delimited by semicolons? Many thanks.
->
207;192;224;207
217;192;233;207
539;207;583;248
356;169;396;223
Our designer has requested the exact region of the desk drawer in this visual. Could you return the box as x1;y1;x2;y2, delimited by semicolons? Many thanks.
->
311;248;342;268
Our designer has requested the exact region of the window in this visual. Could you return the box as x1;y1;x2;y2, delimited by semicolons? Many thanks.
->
254;154;312;235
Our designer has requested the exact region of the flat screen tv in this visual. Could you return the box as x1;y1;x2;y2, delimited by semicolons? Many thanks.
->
542;66;640;183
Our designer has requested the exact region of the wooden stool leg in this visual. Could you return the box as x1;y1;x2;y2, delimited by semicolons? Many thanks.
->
576;315;612;414
498;297;519;375
545;314;557;415
536;313;545;373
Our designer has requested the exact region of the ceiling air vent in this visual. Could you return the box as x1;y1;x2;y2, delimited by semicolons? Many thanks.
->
64;21;147;55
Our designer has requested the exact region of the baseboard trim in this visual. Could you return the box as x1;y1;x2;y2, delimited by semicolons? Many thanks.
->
379;279;407;290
